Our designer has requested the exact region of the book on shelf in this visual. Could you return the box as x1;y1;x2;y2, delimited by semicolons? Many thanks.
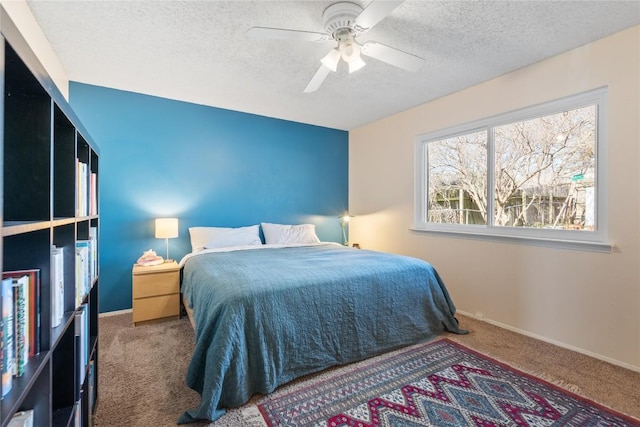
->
8;409;34;427
3;270;40;358
75;304;89;387
0;270;44;385
1;278;14;397
0;314;3;403
27;270;40;356
88;226;98;281
76;160;90;217
3;270;41;359
77;160;96;218
74;397;82;427
11;275;29;377
76;232;97;307
90;172;97;216
88;359;95;416
75;241;90;306
52;246;65;328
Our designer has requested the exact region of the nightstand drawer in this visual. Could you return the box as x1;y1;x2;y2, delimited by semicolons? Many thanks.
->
133;294;180;323
133;271;179;298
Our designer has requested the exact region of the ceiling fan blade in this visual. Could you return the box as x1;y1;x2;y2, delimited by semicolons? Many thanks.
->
247;27;330;42
361;41;424;72
353;0;404;32
304;65;331;93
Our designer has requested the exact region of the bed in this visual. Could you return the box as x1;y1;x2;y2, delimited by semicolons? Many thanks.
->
177;241;465;423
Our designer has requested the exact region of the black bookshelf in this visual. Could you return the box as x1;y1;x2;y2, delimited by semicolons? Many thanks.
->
0;5;100;427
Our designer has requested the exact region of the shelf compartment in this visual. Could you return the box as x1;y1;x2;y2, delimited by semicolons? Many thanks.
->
51;405;73;427
3;42;51;222
52;223;75;321
51;323;75;414
50;311;76;351
53;104;76;219
3;229;52;352
0;353;51;427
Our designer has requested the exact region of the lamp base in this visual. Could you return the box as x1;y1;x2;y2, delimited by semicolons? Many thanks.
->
163;258;175;263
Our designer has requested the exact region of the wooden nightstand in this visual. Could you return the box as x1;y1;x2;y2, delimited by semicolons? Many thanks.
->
132;261;181;326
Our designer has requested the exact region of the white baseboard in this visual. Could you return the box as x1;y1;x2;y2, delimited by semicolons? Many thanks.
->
98;308;132;317
456;310;640;373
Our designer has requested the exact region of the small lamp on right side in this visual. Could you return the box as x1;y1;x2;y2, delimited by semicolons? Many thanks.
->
340;212;354;246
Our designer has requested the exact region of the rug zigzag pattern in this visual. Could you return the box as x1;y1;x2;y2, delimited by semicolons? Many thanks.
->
258;339;640;427
328;364;563;427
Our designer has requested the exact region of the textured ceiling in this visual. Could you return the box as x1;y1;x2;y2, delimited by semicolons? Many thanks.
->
26;1;640;131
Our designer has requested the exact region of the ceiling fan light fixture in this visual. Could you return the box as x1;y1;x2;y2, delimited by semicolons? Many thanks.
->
249;1;421;93
340;40;366;73
348;56;366;73
321;48;341;72
340;40;360;62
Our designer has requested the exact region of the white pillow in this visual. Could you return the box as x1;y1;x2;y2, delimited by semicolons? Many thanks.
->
261;223;320;245
188;225;261;252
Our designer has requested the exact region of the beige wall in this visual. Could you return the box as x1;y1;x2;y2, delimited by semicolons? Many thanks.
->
350;26;640;370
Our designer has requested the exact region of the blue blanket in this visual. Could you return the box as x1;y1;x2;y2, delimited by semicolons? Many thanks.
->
178;244;465;423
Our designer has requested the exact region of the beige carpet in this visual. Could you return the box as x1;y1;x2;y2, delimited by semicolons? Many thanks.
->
93;313;640;426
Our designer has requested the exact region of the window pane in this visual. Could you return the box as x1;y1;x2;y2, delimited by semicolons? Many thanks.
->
427;131;487;225
493;105;596;230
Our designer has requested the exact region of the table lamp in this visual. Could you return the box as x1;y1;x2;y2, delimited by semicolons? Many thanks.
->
340;213;353;246
155;218;178;262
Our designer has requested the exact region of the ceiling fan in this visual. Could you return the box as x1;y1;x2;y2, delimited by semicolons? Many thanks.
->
247;1;425;93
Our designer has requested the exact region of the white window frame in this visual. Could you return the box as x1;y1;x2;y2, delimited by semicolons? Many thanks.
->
413;87;611;252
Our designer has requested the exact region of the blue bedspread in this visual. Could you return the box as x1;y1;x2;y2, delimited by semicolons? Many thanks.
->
178;244;465;423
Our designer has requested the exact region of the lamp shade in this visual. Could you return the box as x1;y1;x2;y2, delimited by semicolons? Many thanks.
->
321;48;340;72
348;56;366;73
340;212;354;223
155;218;178;239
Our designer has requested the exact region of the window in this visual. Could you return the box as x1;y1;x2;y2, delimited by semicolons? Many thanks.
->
414;88;608;250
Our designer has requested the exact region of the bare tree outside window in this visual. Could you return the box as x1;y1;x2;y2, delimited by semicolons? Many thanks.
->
428;131;487;225
494;105;595;229
426;105;596;231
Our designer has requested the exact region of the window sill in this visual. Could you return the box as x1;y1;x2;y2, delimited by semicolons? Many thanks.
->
409;228;613;253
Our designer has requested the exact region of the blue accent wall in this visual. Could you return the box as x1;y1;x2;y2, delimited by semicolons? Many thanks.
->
69;83;348;313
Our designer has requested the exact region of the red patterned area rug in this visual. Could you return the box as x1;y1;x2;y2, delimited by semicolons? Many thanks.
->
254;339;640;427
